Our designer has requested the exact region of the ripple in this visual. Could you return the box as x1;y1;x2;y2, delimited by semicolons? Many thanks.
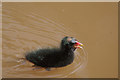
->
2;7;88;78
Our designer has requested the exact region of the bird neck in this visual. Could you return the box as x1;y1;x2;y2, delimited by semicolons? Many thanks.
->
60;45;76;53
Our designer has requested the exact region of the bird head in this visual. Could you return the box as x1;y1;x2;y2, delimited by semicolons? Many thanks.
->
61;36;83;51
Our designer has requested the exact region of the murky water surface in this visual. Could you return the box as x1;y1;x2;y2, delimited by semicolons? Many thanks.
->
2;3;118;78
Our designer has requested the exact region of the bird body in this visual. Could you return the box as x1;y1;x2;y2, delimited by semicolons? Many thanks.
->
25;36;83;69
25;48;74;68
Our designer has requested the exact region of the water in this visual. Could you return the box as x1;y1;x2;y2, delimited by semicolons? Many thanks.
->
2;3;88;78
2;2;118;78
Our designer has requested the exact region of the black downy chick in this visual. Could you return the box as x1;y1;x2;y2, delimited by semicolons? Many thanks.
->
25;36;83;70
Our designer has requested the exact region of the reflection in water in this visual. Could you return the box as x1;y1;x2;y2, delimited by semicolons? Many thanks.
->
2;6;88;78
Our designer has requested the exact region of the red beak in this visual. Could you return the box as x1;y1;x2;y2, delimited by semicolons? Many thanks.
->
74;41;83;48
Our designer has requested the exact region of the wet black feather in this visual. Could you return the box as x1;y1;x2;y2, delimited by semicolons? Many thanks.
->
25;36;76;68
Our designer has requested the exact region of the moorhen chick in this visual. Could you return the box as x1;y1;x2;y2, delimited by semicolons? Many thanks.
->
25;36;83;70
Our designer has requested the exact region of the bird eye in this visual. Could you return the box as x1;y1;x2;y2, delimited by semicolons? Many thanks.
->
71;40;76;44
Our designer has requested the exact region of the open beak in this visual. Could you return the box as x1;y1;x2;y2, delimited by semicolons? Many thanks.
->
74;41;84;48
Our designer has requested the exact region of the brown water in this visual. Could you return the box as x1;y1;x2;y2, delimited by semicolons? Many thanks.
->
2;2;118;78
